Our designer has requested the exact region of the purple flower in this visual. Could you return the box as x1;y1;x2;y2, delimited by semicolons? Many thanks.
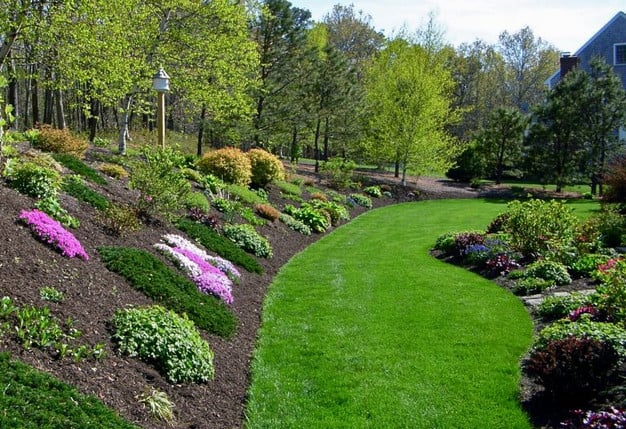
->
18;209;89;261
154;242;234;305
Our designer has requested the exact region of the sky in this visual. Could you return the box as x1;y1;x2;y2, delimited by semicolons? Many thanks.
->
292;0;625;52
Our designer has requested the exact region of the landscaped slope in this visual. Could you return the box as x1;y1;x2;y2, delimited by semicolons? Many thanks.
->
246;199;534;428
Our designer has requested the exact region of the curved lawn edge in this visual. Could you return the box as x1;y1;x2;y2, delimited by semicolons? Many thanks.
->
245;199;534;429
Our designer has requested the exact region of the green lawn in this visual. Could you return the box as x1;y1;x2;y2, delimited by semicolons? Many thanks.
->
245;199;540;428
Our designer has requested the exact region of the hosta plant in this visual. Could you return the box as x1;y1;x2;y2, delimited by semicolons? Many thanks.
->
222;223;273;258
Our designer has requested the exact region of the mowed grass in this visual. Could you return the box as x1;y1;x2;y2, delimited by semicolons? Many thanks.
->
246;199;544;428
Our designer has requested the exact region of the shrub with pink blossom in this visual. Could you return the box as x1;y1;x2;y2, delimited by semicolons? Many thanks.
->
161;234;241;282
154;242;233;304
18;209;89;261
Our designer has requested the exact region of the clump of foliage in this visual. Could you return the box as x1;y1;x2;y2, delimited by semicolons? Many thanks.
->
184;191;211;213
176;218;263;274
3;160;62;199
348;193;372;209
97;203;141;236
113;305;214;383
97;246;237;338
97;162;128;179
39;286;64;303
248;148;285;187
128;146;191;221
284;204;330;233
197;147;252;186
52;153;107;185
560;407;626;429
512;277;555;295
62;175;110;211
525;336;620;404
222;223;273;258
593;258;626;324
276;179;302;197
255;203;281;221
603;154;626;208
138;388;174;423
536;293;593;321
279;213;312;236
578;207;626;249
308;199;350;226
521;260;572;286
320;157;356;189
569;253;611;278
226;183;266;205
0;352;137;428
0;297;104;361
363;185;382;198
32;125;88;158
502;199;578;260
182;166;203;183
34;196;80;229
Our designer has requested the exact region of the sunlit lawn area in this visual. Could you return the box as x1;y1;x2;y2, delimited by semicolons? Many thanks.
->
246;199;553;428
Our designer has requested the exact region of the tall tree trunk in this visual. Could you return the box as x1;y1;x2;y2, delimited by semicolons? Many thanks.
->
88;99;99;142
43;86;53;125
290;126;298;163
253;95;265;147
117;95;133;154
314;118;321;173
31;72;39;126
6;55;18;130
54;88;66;129
197;105;206;157
322;117;330;161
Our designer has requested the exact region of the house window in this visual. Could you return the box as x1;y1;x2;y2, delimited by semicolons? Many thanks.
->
615;44;626;65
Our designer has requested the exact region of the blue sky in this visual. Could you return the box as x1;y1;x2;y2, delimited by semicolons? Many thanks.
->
292;0;624;51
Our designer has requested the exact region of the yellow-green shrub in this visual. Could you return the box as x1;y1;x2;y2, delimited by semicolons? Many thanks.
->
196;147;251;186
98;163;128;179
248;148;285;187
32;125;88;158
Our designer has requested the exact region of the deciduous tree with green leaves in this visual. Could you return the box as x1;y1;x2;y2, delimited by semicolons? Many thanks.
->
363;36;459;186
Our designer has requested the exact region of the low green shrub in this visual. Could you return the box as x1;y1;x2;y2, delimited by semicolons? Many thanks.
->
176;218;263;274
223;223;273;258
308;199;350;226
278;213;312;236
97;203;141;236
524;260;572;286
34;196;80;228
113;305;215;383
535;293;593;321
184;191;211;213
534;319;626;359
97;163;128;179
363;185;382;198
248;148;285;187
129;147;191;221
284;204;330;233
4;160;61;199
320;157;356;189
97;246;238;338
182;167;203;183
569;254;611;278
512;277;555;295
0;352;137;428
39;286;64;303
503;199;578;260
348;193;372;209
433;232;457;254
62;175;110;211
276;180;302;197
226;183;266;205
197;147;251;186
52;153;107;185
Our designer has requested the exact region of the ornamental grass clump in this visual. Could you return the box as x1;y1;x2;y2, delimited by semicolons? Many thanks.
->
19;209;89;260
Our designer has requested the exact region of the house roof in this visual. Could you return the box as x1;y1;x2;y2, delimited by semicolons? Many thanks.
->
545;11;626;87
